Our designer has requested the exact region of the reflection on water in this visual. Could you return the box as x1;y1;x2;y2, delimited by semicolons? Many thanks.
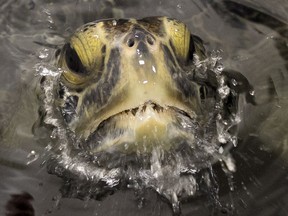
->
0;0;288;215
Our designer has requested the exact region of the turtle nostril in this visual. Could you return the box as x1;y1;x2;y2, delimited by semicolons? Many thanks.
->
127;38;135;47
146;35;154;45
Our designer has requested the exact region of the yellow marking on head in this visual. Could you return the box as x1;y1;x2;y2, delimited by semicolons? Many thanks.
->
163;17;191;62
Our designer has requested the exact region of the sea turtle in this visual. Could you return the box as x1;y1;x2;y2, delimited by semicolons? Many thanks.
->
38;16;254;213
0;1;287;215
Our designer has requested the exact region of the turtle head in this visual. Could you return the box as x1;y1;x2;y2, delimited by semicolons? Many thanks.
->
57;17;208;154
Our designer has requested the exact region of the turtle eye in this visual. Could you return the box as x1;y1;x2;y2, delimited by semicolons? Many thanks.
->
64;43;87;74
60;43;90;85
59;25;105;85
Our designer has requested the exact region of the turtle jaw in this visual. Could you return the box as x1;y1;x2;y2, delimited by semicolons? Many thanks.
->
85;101;198;154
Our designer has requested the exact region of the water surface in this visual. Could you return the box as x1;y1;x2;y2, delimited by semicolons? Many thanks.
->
1;0;288;215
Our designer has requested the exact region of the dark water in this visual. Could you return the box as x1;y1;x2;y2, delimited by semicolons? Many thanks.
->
0;0;288;215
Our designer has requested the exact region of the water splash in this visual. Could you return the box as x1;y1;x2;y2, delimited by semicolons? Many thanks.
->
26;150;39;165
36;50;242;214
38;48;50;59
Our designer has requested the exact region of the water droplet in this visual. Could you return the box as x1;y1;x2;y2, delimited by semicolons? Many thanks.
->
217;65;224;71
219;146;224;154
231;79;237;86
50;129;58;139
142;80;148;84
234;115;241;124
249;90;255;96
241;182;252;197
266;35;274;39
43;8;54;24
176;4;182;9
45;144;52;151
137;197;145;209
39;48;49;59
27;150;39;165
171;192;180;210
218;85;230;99
229;184;234;192
224;155;236;172
35;63;60;77
218;134;227;143
231;136;237;147
52;194;62;208
139;60;145;65
112;20;117;26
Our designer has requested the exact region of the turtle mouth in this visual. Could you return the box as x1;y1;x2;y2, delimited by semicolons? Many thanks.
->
86;101;199;154
110;101;192;120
